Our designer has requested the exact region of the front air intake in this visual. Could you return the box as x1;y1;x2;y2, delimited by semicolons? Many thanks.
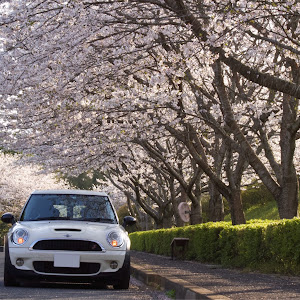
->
32;239;102;251
33;261;100;274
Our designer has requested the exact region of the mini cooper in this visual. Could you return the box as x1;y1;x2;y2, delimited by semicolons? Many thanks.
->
1;190;136;289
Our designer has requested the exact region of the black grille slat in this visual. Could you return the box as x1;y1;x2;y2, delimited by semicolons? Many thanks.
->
55;228;81;232
33;261;100;274
32;240;102;251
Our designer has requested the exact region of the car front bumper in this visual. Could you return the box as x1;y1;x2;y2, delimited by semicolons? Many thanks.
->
8;246;127;283
6;262;129;285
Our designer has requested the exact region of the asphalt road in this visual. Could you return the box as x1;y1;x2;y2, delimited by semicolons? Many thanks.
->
0;253;169;300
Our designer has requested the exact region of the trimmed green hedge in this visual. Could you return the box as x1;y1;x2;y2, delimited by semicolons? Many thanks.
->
129;218;300;275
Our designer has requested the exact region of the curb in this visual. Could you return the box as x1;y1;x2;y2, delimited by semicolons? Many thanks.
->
131;262;230;300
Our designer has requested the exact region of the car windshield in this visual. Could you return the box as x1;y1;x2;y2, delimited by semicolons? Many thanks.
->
20;194;117;224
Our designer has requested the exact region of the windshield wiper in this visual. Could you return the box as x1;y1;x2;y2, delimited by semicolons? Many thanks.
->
33;217;71;221
83;218;115;223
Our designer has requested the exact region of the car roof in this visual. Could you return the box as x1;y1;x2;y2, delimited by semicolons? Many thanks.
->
32;189;109;196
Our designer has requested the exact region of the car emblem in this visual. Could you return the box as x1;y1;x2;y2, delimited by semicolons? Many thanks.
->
64;234;72;238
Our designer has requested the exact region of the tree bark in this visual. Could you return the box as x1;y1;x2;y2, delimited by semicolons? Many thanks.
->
278;174;299;219
208;181;224;222
277;94;299;218
190;200;202;225
209;130;225;222
170;177;184;227
162;204;174;228
190;176;203;224
229;189;246;225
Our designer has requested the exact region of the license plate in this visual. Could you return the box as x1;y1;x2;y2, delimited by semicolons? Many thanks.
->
54;254;80;268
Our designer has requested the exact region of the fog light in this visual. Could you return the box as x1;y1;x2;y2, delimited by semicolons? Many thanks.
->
110;261;118;269
16;258;24;266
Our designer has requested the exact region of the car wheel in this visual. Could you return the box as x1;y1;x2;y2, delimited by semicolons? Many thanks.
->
113;253;130;290
4;237;19;287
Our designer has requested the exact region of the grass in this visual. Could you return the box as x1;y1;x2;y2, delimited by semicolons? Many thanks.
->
244;201;279;220
166;289;176;299
224;201;280;222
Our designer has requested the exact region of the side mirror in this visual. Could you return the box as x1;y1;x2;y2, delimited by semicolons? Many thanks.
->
123;216;136;227
1;213;16;225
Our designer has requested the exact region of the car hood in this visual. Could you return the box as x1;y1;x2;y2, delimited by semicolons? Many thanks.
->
10;221;127;250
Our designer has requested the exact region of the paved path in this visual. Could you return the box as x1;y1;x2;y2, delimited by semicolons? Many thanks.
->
131;250;300;299
0;252;169;300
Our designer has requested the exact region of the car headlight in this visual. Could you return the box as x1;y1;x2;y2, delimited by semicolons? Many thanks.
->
12;229;29;245
107;231;124;248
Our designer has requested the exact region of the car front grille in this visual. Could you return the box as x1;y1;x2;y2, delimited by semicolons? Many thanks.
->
32;239;103;251
33;261;100;274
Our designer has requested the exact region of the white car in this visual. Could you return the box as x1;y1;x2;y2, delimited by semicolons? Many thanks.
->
1;190;136;289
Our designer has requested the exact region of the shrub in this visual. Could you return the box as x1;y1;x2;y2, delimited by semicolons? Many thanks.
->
184;222;230;262
129;231;145;251
264;219;300;275
129;218;300;275
219;223;268;268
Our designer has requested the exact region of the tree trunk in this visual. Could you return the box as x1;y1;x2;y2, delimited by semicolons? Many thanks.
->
208;181;224;221
228;190;246;225
190;200;202;225
277;175;299;219
163;209;174;228
155;220;163;229
170;177;184;227
190;176;203;224
276;93;299;219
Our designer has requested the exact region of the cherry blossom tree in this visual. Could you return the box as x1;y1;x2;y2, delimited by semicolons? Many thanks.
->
0;152;68;213
101;142;178;229
0;0;299;225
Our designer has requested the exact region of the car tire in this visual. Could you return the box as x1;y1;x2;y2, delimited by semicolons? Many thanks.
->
91;280;106;289
113;253;130;290
4;237;19;287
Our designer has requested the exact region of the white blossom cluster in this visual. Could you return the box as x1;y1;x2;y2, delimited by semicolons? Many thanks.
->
0;152;68;213
0;0;299;222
